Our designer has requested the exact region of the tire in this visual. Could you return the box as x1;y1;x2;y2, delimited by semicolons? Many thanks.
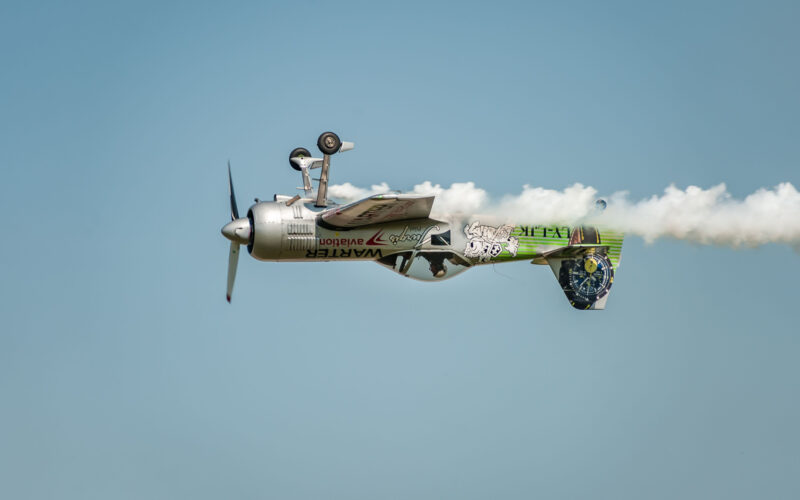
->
289;147;312;171
317;131;341;155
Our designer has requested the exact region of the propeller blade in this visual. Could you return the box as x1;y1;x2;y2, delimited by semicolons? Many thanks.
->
227;242;239;303
228;161;239;221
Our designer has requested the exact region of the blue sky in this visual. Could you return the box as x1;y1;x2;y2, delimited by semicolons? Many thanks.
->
2;1;799;498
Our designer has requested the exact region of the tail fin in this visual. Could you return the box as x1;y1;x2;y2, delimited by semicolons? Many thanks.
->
545;227;623;310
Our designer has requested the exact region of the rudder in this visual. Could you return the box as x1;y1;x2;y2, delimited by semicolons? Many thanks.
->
546;226;622;310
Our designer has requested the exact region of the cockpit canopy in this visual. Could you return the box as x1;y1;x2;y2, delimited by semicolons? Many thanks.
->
377;250;472;281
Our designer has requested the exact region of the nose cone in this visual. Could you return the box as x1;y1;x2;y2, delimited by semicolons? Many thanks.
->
222;218;251;244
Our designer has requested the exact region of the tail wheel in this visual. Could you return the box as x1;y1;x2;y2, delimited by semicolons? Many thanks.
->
289;147;312;171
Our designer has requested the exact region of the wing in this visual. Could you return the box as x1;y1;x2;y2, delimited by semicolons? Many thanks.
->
319;193;435;229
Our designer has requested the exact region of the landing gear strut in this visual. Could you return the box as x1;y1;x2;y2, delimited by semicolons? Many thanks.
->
315;131;341;207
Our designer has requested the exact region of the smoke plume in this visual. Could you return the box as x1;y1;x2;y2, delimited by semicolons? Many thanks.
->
328;181;800;249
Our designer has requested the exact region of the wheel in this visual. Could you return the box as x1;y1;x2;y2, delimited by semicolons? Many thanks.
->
317;131;341;155
289;147;312;171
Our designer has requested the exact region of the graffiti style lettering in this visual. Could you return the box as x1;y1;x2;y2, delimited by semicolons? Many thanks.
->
388;226;421;245
464;221;519;262
387;225;439;246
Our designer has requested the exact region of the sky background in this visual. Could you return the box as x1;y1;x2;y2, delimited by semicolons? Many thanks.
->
2;1;799;498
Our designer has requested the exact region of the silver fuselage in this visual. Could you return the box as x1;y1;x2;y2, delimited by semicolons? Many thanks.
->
244;198;623;283
248;200;461;260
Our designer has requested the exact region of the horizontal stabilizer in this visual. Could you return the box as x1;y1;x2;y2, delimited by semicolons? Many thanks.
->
540;244;610;260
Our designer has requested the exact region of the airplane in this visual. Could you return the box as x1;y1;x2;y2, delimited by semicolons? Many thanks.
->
221;132;624;309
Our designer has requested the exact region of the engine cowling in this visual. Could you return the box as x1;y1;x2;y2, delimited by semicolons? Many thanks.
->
247;202;285;260
247;201;318;261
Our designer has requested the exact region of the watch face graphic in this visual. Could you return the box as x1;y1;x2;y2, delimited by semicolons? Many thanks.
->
558;253;614;308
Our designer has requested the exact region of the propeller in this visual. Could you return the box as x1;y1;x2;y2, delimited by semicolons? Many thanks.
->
227;241;239;303
228;160;239;220
221;162;251;303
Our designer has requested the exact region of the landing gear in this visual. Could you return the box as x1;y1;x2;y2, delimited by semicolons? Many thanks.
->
289;147;312;171
285;132;353;207
315;132;341;206
317;131;341;155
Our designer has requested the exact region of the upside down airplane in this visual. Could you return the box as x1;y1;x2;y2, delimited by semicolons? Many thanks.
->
222;132;624;309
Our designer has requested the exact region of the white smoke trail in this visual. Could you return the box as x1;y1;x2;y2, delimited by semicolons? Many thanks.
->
328;181;800;249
